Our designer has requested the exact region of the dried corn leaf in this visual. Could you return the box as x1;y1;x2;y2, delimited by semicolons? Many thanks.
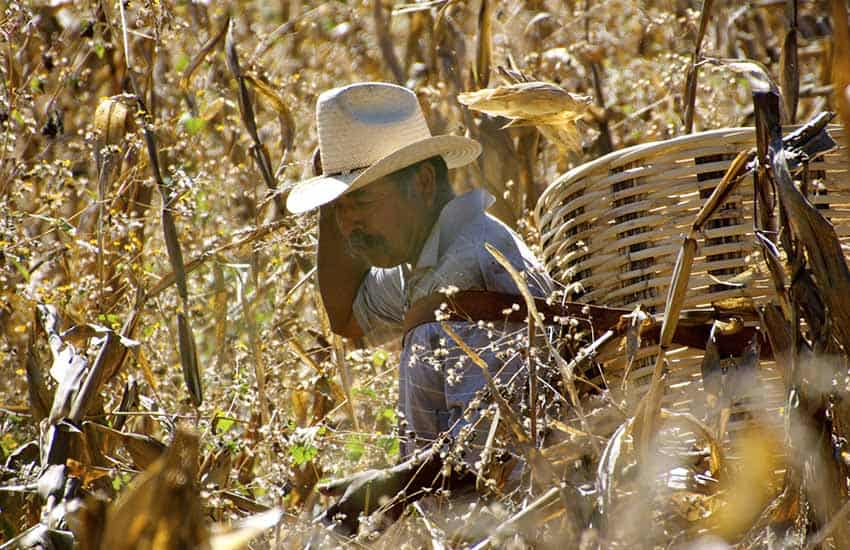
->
84;421;166;470
459;82;591;154
94;98;130;158
40;304;90;425
244;72;295;154
392;0;448;16
703;57;779;94
66;457;111;488
178;15;230;92
209;508;283;550
100;427;207;550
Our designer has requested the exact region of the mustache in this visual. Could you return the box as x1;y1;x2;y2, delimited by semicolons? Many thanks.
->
345;230;389;258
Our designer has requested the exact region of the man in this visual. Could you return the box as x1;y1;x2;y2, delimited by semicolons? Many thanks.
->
287;82;553;534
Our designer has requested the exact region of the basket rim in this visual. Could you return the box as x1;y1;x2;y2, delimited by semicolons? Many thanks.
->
533;124;846;232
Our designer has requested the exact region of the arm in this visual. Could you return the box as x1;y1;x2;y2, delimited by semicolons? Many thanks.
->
317;204;367;339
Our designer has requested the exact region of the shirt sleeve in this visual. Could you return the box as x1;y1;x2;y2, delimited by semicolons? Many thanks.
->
352;266;406;345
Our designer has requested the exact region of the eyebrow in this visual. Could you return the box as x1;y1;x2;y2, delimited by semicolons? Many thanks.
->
346;189;372;201
349;186;388;201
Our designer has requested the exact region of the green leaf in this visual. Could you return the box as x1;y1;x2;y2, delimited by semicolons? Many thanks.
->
289;443;318;467
353;386;377;399
175;53;190;73
214;412;235;433
9;257;30;282
97;313;121;330
345;435;365;462
93;42;106;59
379;407;397;424
378;436;399;457
372;349;388;368
29;77;43;94
111;472;131;492
0;434;17;457
182;115;206;135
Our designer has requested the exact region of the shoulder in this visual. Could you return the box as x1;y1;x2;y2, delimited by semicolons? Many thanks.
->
473;214;553;296
473;214;542;268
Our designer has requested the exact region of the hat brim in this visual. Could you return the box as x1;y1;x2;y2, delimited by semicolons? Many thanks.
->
286;135;482;214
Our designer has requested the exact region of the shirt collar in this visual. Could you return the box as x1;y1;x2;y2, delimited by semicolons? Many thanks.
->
414;188;495;270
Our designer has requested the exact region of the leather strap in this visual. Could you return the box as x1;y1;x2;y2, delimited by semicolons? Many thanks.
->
401;289;769;358
402;290;629;334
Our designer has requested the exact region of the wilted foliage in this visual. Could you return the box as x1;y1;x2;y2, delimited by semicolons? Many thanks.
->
0;0;847;549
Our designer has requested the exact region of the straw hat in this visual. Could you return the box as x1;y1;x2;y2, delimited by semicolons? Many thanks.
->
286;82;482;214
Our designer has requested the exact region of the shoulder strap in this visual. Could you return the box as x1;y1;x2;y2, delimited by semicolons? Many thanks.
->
402;290;772;358
402;290;630;334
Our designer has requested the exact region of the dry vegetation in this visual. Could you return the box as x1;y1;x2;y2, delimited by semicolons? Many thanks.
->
1;0;849;548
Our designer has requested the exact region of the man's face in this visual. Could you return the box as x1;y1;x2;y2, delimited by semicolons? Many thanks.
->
332;170;426;268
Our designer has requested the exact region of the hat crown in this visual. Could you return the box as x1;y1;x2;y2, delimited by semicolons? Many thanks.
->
316;83;431;175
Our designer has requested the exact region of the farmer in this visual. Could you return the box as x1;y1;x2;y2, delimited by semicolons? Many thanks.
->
286;82;553;534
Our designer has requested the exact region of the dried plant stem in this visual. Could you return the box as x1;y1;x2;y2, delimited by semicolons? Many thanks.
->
117;0;132;69
312;288;359;431
484;244;598;455
332;334;359;432
145;219;287;302
212;261;228;370
474;0;492;89
114;5;202;406
474;486;561;548
440;321;582;540
638;140;753;462
225;21;287;216
483;244;544;446
236;270;270;425
373;0;405;84
780;0;799;123
589;62;613;153
637;236;698;457
179;15;230;112
830;0;850;158
683;0;713;133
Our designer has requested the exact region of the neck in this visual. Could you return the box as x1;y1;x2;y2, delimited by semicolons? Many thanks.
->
406;192;452;264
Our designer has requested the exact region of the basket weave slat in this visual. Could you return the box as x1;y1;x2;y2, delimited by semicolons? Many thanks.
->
536;125;847;452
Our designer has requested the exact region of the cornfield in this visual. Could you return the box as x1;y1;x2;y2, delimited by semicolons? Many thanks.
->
1;0;849;548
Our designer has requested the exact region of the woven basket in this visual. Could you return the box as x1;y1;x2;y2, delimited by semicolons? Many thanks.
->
535;126;849;313
534;125;848;464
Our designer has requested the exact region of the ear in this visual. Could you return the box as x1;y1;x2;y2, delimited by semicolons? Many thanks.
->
414;162;437;209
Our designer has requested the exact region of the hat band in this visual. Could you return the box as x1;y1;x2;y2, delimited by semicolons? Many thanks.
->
325;164;370;177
